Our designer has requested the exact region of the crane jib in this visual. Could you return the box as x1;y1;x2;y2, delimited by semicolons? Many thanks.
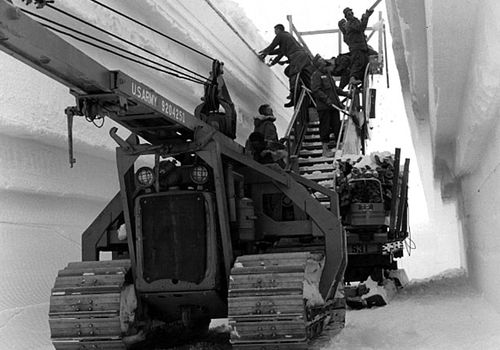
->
112;71;199;130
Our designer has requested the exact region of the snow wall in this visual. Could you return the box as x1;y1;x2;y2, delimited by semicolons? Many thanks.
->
386;0;500;312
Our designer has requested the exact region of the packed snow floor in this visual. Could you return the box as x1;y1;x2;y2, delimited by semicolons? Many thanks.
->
208;269;500;350
3;269;500;349
311;269;500;350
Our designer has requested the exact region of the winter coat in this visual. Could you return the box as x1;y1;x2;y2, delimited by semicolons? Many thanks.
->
338;14;370;51
311;69;342;111
261;31;311;76
253;116;279;143
261;31;304;58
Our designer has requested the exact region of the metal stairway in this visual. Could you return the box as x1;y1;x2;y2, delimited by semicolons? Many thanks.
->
284;82;410;283
295;120;337;208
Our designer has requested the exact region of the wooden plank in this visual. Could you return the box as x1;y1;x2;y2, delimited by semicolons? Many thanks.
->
230;314;304;322
235;252;309;265
49;293;121;314
54;274;125;289
231;340;308;349
229;289;303;297
231;265;304;275
228;295;304;316
234;258;308;267
52;286;123;296
300;164;335;173
52;275;125;295
301;172;335;181
66;260;130;270
57;267;128;277
388;148;401;234
298;156;334;165
52;339;125;350
395;159;410;234
231;320;306;341
229;272;304;292
49;316;121;338
304;134;320;140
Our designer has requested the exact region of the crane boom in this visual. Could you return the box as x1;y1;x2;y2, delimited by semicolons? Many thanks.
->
0;1;110;94
0;1;242;153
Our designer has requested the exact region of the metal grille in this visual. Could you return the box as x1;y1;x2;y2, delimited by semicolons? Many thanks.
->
139;193;207;284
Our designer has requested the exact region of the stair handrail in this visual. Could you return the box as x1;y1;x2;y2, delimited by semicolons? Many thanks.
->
283;84;313;171
284;87;307;138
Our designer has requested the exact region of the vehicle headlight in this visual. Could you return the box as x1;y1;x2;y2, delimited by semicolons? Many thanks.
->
190;165;209;184
136;167;154;187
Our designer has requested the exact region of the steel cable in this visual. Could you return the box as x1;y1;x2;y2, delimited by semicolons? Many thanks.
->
87;0;215;61
44;4;209;81
42;23;207;85
22;9;207;85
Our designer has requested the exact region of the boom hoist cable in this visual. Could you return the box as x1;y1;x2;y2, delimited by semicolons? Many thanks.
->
22;1;236;90
22;9;208;85
87;0;216;62
23;0;220;85
22;0;216;62
41;4;209;82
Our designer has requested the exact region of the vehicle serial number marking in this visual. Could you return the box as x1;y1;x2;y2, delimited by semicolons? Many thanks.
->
130;80;186;124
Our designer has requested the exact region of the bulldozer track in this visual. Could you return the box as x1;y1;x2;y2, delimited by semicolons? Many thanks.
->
49;259;132;350
228;252;345;349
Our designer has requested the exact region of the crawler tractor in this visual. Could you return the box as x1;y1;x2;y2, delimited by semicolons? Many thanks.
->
0;1;347;348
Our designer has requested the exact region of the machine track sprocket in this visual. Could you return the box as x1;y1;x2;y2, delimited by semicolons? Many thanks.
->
228;252;345;349
48;259;135;350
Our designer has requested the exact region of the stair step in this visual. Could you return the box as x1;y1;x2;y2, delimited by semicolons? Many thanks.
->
305;127;320;134
304;134;320;141
301;141;323;149
299;149;326;156
299;162;335;172
302;172;335;181
299;156;337;165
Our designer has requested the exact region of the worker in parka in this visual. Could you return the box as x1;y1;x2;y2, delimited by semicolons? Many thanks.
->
245;104;287;166
253;104;278;144
338;7;374;85
330;53;352;90
259;24;314;106
311;55;343;157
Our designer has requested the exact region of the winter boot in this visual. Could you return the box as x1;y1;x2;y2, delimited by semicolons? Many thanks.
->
322;143;334;157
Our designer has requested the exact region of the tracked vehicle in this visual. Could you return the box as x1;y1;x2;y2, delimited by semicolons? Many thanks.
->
0;1;347;348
